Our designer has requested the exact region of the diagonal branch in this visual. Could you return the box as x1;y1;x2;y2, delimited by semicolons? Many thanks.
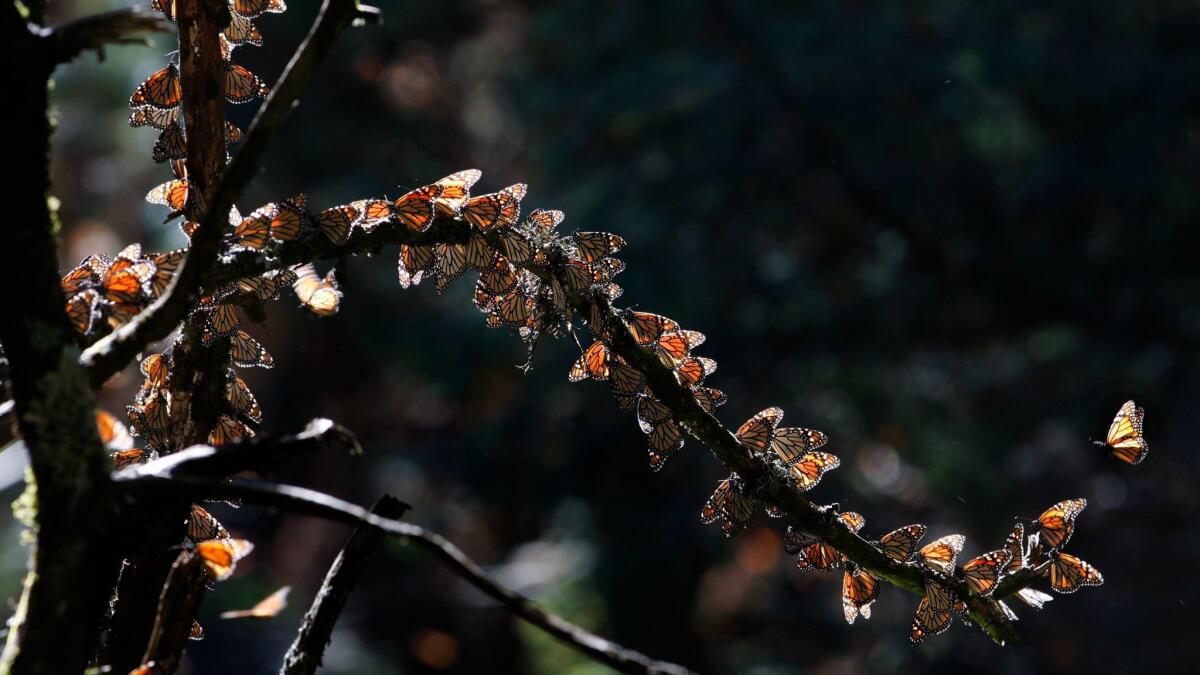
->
149;417;361;479
80;0;373;387
35;7;171;65
281;495;408;675
114;470;698;675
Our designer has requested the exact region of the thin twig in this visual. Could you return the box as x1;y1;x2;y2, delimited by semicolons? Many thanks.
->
115;471;698;675
80;0;369;386
281;495;408;675
36;7;171;64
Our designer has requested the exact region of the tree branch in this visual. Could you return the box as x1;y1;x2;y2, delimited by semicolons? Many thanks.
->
36;7;171;65
81;0;371;386
280;495;408;675
114;471;697;675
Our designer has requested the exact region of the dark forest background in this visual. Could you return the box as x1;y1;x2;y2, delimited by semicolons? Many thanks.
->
2;1;1199;673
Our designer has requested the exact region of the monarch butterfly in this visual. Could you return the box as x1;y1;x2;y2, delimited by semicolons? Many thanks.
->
130;105;179;130
230;206;272;250
224;12;263;46
127;389;175;451
464;233;496;271
785;511;865;571
102;245;155;323
573;231;626;264
700;475;755;536
208;415;253;447
785;451;840;492
195;538;254;582
149;248;186;297
522;208;565;238
589;256;626;282
66;289;100;335
647;420;684;471
189;620;205;641
397;243;434;288
499;229;534;264
314;204;359;245
654;329;705;365
910;578;966;644
692;387;728;413
476;256;519;298
231;329;273;368
636;395;672;433
594;281;623;301
200;302;240;342
1015;587;1053;609
462;184;527;231
187;504;230;542
96;409;134;451
1044;551;1104;594
152;122;186;162
392;185;438;232
225;121;243;145
488;288;536;328
149;0;179;21
1098;400;1149;465
429;243;467;294
112;448;154;471
608;361;646;411
234;270;296;303
431;168;483;215
140;351;170;391
129;64;182;110
1034;498;1086;551
267;195;307;241
842;566;880;624
736;407;784;454
231;0;287;19
568;341;611;382
292;263;341;317
60;255;106;295
227;373;262;423
352;198;395;230
223;63;270;103
220;586;291;619
146;178;189;211
559;259;592;294
874;524;927;562
1002;523;1033;575
917;534;966;575
960;549;1011;596
674;356;716;386
770;426;829;465
625;311;679;346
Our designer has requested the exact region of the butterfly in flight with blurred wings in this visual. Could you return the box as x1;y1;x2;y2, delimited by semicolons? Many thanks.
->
220;586;291;619
1095;400;1149;465
196;538;254;582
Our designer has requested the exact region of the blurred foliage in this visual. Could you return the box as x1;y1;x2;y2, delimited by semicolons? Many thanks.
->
2;0;1199;673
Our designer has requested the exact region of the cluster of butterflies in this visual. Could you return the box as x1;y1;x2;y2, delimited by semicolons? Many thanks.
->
133;0;282;214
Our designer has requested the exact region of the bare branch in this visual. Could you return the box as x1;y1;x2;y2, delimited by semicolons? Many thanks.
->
115;472;698;675
281;495;408;675
138;551;208;675
81;0;371;386
36;7;171;64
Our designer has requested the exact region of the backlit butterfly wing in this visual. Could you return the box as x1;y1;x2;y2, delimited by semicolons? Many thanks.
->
65;290;100;335
490;289;535;328
562;259;593;293
462;184;527;231
146;178;189;211
149;249;186;297
573;231;626;263
692;387;728;413
393;185;438;232
1003;523;1028;574
918;534;965;575
431;169;482;215
523;208;565;237
1035;498;1086;551
1104;400;1149;465
876;524;927;562
910;579;965;644
227;374;262;423
636;395;672;433
187;504;230;542
499;230;534;264
397;244;435;288
196;538;254;582
608;362;645;411
1044;552;1103;594
735;407;784;455
292;264;341;316
130;105;179;130
152;122;187;162
647;421;684;471
208;415;253;446
568;341;610;382
700;475;755;536
1015;587;1053;609
477;256;519;297
783;526;819;555
234;270;295;302
786;452;840;491
314;204;358;244
464;233;496;271
220;586;291;619
625;311;680;347
130;64;182;110
433;243;467;293
348;198;392;231
654;330;704;365
269;195;306;241
201;302;240;342
842;568;880;624
231;0;286;18
231;208;272;250
961;549;1011;596
96;409;134;451
223;63;270;103
231;329;273;368
770;426;829;464
795;540;844;572
673;356;716;386
224;12;263;46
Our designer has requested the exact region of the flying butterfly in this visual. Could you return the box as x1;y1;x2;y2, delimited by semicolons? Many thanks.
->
700;475;755;536
96;409;134;451
875;524;927;562
220;586;291;619
462;184;527;231
735;407;784;454
195;538;254;582
223;63;270;103
1097;400;1149;465
568;341;611;382
910;578;966;645
1034;498;1086;551
917;534;966;575
292;263;341;317
842;566;880;624
960;549;1012;596
129;64;182;110
1044;551;1104;594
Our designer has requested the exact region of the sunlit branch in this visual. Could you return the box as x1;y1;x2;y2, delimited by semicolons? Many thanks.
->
114;471;698;675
